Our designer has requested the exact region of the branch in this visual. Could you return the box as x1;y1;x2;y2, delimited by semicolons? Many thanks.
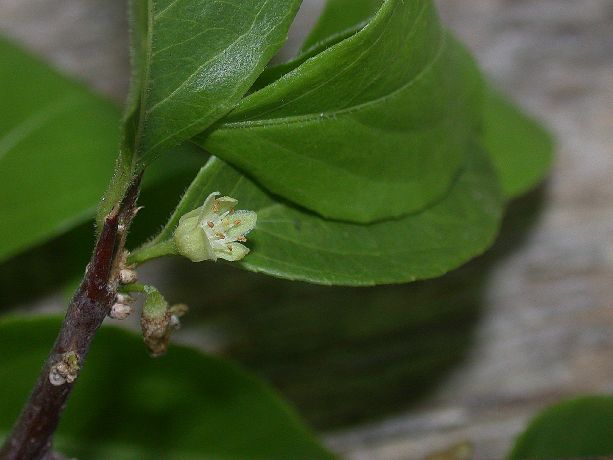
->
0;175;142;460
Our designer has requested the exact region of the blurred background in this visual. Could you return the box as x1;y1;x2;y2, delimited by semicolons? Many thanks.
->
0;0;612;458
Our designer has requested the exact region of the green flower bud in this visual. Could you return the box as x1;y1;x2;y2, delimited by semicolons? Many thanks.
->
173;192;257;262
140;286;188;357
141;286;171;357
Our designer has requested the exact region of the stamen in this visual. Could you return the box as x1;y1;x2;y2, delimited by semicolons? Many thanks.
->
207;221;214;228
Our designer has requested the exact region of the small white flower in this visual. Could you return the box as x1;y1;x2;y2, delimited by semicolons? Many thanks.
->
173;192;257;262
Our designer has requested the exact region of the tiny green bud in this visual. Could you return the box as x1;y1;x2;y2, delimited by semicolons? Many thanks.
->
140;286;188;357
141;286;170;357
173;192;257;262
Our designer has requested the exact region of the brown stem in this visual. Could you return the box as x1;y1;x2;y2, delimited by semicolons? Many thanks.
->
0;175;142;460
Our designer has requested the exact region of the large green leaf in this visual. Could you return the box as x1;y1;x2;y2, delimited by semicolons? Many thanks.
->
0;38;208;264
301;0;553;202
0;0;551;285
0;38;118;262
481;87;554;199
135;145;502;286
508;396;613;460
127;0;302;163
198;0;484;223
0;316;335;460
254;0;554;204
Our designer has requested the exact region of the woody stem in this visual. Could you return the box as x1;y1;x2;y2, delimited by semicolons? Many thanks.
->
0;175;142;460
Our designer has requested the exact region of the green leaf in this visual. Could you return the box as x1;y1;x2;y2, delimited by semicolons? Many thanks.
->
0;316;335;460
481;87;554;199
251;0;382;92
198;0;484;224
307;3;553;203
508;396;613;460
0;37;118;262
251;27;361;94
127;0;302;163
135;145;502;286
301;0;382;51
0;38;207;264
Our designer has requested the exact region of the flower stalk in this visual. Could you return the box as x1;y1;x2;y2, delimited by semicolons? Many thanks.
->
128;192;257;265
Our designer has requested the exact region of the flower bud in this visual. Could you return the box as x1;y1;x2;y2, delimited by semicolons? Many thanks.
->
48;351;80;386
119;268;138;284
116;293;133;305
141;286;172;357
109;302;132;320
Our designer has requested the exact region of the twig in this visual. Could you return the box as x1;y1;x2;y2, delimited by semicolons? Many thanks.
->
0;175;142;460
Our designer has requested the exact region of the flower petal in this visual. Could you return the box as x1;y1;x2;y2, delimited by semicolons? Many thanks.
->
215;196;238;215
197;191;221;221
179;192;220;222
215;242;250;261
173;215;215;262
225;210;257;240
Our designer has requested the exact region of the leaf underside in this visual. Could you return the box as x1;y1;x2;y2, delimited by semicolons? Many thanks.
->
144;145;502;286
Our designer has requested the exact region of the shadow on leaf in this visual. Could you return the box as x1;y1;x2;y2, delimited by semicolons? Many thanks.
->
143;186;547;429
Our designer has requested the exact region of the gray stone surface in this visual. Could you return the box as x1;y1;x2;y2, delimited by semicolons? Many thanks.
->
1;0;612;458
328;2;613;459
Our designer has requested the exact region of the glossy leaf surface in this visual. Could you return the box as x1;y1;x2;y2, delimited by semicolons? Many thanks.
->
508;396;613;460
0;316;335;460
129;0;302;162
198;0;484;223
139;146;502;286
